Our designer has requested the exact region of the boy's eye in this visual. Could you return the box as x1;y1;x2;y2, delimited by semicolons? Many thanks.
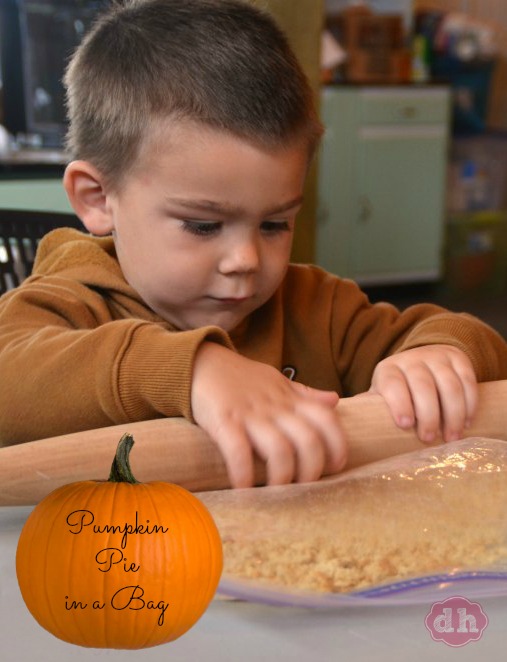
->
181;220;222;237
261;220;291;234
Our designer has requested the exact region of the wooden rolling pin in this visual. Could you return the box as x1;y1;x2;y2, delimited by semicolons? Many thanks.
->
1;380;507;506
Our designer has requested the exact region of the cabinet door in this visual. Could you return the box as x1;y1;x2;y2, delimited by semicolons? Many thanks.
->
0;180;73;213
350;124;447;281
316;89;358;277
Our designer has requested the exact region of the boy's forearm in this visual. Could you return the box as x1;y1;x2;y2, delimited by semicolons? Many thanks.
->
0;300;232;446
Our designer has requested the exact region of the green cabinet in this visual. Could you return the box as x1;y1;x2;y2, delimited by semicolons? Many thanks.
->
0;178;72;213
316;86;451;284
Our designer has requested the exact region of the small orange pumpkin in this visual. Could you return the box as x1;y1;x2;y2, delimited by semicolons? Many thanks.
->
16;433;223;649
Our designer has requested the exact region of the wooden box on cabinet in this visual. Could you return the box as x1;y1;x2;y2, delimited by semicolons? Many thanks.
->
328;12;408;83
316;86;451;284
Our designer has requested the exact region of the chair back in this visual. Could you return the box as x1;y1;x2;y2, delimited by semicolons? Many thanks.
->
0;209;83;294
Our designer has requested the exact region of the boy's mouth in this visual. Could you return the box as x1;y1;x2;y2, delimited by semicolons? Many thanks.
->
211;296;251;305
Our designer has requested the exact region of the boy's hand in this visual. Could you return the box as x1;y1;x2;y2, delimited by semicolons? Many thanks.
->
191;342;347;488
368;344;478;443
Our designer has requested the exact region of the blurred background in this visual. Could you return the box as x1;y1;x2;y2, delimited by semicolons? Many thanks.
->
1;0;507;335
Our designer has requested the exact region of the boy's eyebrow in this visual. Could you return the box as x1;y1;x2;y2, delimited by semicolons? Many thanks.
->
166;196;304;217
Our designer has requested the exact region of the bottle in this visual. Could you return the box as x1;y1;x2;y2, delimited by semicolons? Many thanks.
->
460;160;491;211
411;35;430;83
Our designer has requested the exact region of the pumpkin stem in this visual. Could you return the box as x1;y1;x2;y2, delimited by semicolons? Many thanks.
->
108;433;140;484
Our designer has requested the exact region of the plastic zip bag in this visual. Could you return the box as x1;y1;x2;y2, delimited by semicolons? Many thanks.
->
198;438;507;607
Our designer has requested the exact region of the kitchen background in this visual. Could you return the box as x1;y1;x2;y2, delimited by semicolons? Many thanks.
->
0;0;507;336
319;0;507;340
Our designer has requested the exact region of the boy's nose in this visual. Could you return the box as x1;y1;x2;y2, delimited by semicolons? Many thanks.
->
219;239;260;275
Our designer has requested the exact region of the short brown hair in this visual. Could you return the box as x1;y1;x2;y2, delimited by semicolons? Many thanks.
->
64;0;323;189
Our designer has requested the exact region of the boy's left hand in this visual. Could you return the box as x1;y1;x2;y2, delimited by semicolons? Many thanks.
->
368;344;478;443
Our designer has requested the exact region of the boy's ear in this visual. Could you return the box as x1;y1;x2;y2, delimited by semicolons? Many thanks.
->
63;161;115;236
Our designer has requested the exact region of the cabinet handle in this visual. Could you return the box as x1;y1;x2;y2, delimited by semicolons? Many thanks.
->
317;205;329;224
400;106;418;119
358;195;372;222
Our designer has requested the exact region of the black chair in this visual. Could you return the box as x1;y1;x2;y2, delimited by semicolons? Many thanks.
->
0;209;84;294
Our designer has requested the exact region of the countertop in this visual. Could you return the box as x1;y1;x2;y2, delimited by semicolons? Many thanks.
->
2;506;506;662
0;148;67;178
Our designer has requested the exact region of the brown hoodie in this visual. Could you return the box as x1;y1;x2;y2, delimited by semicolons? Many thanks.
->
0;227;506;446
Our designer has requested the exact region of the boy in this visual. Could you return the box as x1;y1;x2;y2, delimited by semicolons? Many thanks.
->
0;0;506;489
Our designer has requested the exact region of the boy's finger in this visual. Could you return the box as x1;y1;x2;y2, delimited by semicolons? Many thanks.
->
274;412;327;483
370;365;415;430
291;401;348;475
449;356;478;426
404;369;441;442
210;421;256;488
431;365;469;441
245;419;297;485
462;376;479;427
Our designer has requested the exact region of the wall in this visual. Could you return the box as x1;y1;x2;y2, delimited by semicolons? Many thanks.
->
248;0;325;263
414;0;507;131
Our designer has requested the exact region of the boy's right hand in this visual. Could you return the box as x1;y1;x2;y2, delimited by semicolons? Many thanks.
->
191;342;347;488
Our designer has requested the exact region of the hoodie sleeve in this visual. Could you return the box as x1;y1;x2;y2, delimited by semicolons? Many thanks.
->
0;276;233;446
329;276;507;395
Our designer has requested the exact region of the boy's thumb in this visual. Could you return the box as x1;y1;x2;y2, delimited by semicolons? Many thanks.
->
290;381;339;405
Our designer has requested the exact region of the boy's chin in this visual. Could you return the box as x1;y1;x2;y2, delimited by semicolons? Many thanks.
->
158;310;248;333
196;313;248;333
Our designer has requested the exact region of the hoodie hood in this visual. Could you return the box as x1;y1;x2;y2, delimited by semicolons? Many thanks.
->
30;227;160;321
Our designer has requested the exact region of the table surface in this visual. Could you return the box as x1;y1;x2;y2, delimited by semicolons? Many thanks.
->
2;506;506;662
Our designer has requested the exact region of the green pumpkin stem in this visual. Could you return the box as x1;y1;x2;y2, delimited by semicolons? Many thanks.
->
108;433;140;484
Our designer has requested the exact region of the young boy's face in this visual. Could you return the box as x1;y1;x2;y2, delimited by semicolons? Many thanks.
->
103;120;309;332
